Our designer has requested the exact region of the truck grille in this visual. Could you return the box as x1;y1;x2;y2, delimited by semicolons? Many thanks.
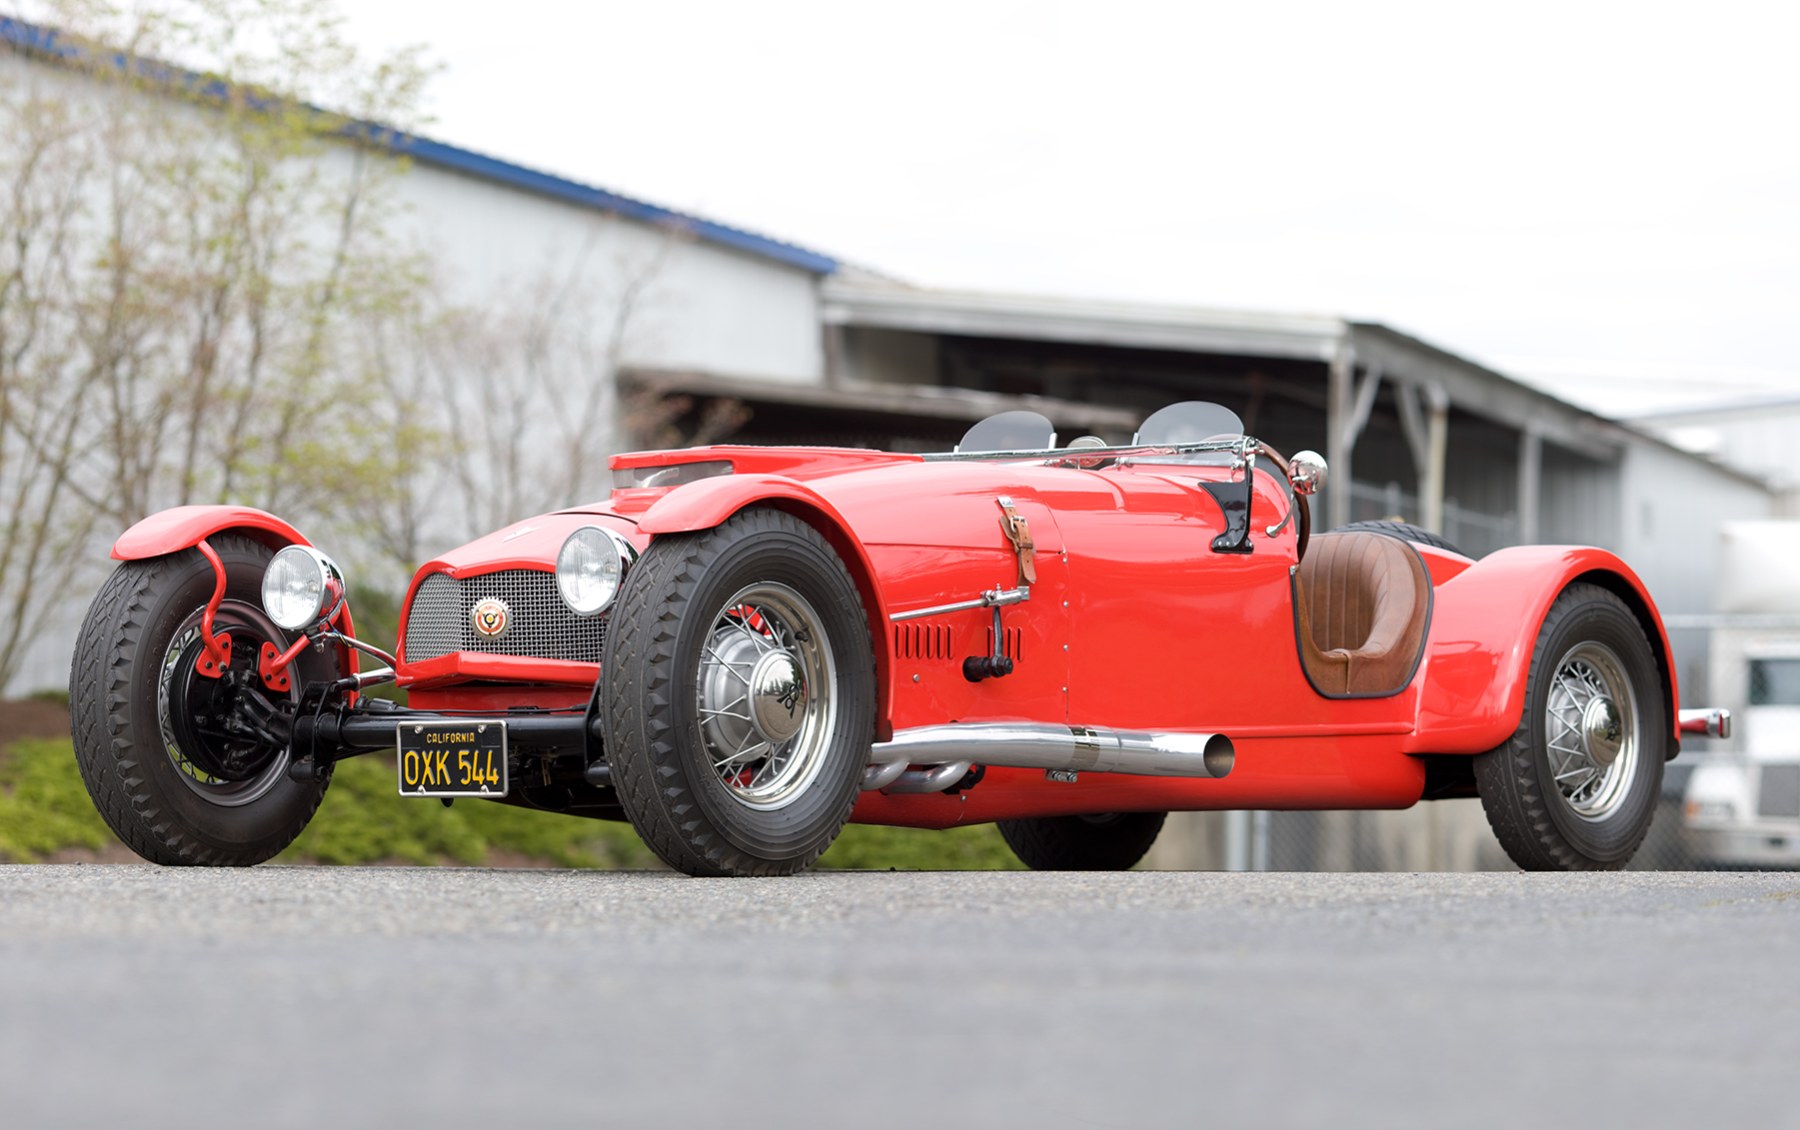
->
402;570;606;664
1757;765;1800;819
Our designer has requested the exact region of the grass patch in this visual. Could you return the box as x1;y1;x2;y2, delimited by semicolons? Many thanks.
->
0;739;116;862
1;735;1024;870
819;822;1023;870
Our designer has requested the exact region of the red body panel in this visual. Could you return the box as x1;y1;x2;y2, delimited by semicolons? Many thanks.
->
612;445;919;480
375;444;1684;828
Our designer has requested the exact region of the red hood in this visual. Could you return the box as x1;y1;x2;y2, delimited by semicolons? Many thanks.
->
417;512;642;577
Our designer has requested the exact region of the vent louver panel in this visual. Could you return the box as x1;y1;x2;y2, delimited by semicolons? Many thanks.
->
894;623;953;661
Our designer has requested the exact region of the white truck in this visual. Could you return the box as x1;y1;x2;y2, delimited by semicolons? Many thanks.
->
1682;522;1800;867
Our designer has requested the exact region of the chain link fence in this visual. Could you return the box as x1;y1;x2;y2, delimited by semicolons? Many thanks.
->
1344;481;1517;558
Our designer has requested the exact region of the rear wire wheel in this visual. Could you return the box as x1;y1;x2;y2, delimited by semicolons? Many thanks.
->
998;811;1168;871
603;508;876;876
1474;583;1667;869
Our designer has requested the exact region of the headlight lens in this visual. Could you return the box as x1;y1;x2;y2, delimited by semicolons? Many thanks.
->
261;545;343;631
556;527;635;617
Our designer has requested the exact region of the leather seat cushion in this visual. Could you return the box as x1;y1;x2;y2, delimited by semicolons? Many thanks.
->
1292;532;1432;698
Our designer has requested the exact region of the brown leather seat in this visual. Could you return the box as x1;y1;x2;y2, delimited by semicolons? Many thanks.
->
1292;532;1433;698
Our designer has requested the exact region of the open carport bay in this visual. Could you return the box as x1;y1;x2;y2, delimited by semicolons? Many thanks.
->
0;867;1793;1129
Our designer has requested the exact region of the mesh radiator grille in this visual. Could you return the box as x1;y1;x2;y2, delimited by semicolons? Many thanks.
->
403;570;606;664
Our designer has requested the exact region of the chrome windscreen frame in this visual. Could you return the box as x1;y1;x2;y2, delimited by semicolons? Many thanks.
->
921;434;1258;465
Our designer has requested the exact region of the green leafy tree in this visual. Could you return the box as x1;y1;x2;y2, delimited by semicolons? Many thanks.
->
0;0;432;688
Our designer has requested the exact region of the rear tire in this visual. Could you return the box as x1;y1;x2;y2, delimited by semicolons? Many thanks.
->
1334;519;1466;556
1474;583;1666;870
68;536;336;865
998;812;1168;871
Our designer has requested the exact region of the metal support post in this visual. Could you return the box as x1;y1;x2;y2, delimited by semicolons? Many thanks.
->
1224;809;1251;871
1518;426;1542;544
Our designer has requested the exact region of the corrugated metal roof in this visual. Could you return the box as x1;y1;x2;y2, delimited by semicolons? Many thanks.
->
0;15;840;275
822;278;1347;362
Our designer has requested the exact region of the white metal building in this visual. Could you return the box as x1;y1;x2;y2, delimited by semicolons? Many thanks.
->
1631;396;1800;518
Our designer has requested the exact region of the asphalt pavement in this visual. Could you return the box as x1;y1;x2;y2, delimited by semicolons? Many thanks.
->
1;866;1795;1129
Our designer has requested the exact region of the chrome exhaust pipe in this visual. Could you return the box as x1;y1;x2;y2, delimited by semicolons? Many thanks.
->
882;760;976;794
866;722;1234;784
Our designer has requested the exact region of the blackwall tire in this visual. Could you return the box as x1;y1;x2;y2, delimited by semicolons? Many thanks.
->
1473;583;1667;870
1333;520;1467;556
997;811;1168;871
603;508;876;877
67;535;336;866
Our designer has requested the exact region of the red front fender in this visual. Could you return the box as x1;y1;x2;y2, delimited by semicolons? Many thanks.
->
636;473;888;622
113;505;315;561
636;474;894;739
110;505;358;667
1411;546;1678;755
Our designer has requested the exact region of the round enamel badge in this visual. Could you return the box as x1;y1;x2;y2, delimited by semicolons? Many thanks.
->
471;597;511;639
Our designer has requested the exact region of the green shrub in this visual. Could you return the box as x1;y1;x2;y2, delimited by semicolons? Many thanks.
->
0;739;115;862
277;754;660;868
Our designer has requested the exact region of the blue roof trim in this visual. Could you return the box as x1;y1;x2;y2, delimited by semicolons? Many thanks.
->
388;134;839;274
0;15;68;57
0;16;839;275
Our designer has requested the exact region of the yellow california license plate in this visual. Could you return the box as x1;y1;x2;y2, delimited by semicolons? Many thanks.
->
397;721;508;797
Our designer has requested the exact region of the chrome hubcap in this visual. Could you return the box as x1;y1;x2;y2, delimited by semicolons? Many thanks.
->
748;652;807;743
1545;642;1639;820
696;582;835;810
1581;697;1624;766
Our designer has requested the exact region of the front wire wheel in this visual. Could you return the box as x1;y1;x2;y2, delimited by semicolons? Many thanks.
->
604;509;876;876
69;535;339;865
1474;583;1667;870
697;584;837;810
156;600;297;806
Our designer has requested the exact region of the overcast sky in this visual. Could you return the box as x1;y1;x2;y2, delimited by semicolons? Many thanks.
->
276;2;1800;413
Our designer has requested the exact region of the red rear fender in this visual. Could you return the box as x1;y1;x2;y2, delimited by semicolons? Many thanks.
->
1412;546;1677;755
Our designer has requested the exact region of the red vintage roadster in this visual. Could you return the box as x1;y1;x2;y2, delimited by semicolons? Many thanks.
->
69;403;1730;874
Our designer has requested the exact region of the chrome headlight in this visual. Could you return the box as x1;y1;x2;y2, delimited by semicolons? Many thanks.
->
262;545;345;631
556;526;636;617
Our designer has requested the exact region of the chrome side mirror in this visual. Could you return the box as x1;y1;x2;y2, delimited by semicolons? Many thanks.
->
1289;450;1327;496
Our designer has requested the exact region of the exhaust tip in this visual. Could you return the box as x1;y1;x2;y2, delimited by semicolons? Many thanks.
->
1203;733;1234;778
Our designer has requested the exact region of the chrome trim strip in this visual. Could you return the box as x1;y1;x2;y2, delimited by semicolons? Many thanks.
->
889;586;1030;623
921;436;1253;463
